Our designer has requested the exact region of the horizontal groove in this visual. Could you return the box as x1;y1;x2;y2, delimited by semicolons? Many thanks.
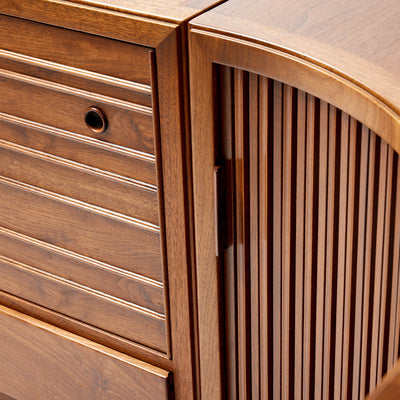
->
0;67;152;114
0;49;152;95
0;254;165;320
0;226;163;288
0;290;171;362
0;138;157;192
0;175;159;233
0;111;156;163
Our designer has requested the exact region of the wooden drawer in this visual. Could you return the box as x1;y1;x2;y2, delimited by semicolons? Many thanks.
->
0;14;152;85
0;305;172;400
0;15;168;353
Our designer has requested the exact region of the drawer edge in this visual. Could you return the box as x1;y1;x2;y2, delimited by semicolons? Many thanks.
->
0;304;172;400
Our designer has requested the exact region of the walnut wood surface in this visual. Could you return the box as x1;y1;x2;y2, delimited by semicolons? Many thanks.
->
0;51;153;107
0;0;227;398
0;14;152;85
0;255;167;352
153;30;198;400
0;305;171;400
367;359;400;400
0;177;162;279
0;116;158;186
191;0;400;155
0;290;173;369
0;393;16;400
0;69;155;154
52;0;226;23
190;2;400;399
0;0;177;47
0;141;159;224
220;73;400;399
0;227;164;314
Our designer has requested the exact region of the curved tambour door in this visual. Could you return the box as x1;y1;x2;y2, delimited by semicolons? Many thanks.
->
189;1;400;399
216;68;400;400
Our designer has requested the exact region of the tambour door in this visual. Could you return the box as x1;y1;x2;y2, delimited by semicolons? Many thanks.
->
216;68;400;400
191;22;400;400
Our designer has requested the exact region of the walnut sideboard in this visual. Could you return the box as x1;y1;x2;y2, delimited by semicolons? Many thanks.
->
1;0;400;399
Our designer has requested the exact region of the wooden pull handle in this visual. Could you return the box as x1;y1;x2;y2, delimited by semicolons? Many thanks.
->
214;165;224;257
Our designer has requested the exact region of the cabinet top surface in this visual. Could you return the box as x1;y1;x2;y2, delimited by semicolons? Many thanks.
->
65;0;226;22
191;0;400;114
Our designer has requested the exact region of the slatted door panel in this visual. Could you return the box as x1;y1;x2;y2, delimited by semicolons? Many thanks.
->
217;66;400;400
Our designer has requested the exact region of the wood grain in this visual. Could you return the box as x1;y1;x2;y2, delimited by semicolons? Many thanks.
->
0;115;157;186
190;28;225;400
367;358;400;400
0;50;152;107
0;255;167;352
190;2;400;399
68;0;227;22
218;65;238;400
191;0;400;144
0;227;164;314
189;29;400;158
0;290;173;368
155;29;197;399
0;305;171;400
0;0;177;48
0;176;163;281
0;69;155;154
0;140;159;224
194;65;400;399
0;14;152;85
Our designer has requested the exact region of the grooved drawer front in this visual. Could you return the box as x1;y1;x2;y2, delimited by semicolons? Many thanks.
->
0;14;152;85
0;117;157;186
0;69;155;154
0;16;169;353
0;305;171;400
0;141;159;225
0;177;162;281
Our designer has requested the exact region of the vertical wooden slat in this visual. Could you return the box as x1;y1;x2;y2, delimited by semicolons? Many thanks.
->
294;89;306;400
341;117;358;399
282;83;293;400
377;146;393;381
359;131;376;400
219;65;238;400
217;70;400;400
322;104;337;400
249;72;260;400
234;69;250;400
387;154;400;369
272;80;283;400
259;75;271;400
303;93;316;400
333;112;349;400
392;157;400;362
351;124;370;400
314;100;328;400
369;141;388;393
